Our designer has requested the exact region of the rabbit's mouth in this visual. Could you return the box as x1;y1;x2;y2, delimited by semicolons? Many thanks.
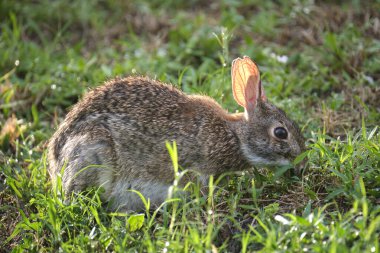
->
241;143;291;167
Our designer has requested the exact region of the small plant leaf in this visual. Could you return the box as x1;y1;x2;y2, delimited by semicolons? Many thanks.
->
127;214;144;232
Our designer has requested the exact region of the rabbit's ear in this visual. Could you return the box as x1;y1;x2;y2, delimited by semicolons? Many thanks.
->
231;56;266;111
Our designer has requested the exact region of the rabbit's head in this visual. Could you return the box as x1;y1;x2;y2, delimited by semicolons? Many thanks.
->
231;56;305;167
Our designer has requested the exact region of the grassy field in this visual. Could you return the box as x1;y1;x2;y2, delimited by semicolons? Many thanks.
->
1;0;379;252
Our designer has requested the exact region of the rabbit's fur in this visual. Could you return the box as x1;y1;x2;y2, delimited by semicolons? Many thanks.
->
48;59;305;211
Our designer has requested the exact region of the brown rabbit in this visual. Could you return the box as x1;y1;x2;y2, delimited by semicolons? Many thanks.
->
48;56;305;211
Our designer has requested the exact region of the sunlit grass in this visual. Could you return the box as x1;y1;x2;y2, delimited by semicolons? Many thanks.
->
1;0;379;252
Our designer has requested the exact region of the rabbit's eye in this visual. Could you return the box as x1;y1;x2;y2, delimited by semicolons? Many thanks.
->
274;127;288;139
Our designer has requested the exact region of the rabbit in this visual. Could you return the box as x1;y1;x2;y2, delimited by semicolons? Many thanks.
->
47;56;305;211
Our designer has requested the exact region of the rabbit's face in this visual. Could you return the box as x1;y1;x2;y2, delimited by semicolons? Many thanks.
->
240;100;305;167
231;56;306;167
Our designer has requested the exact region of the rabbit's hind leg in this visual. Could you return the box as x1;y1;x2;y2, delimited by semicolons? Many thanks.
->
60;134;116;198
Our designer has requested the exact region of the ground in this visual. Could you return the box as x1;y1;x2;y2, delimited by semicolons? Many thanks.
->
0;0;379;252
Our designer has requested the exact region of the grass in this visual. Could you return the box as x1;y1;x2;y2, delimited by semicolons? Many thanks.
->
1;0;379;252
